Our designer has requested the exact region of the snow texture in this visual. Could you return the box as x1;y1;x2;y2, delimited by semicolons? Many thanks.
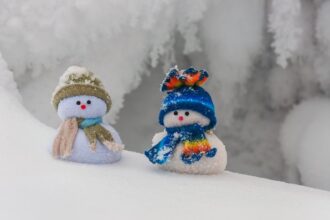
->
1;86;330;220
200;0;265;125
0;52;21;100
315;0;330;95
269;0;302;68
280;98;330;190
267;66;299;109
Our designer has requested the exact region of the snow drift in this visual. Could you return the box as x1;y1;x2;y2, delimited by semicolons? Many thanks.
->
280;98;330;191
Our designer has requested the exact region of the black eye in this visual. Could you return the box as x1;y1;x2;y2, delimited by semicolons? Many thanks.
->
185;111;190;116
76;101;81;105
87;100;91;105
174;111;178;115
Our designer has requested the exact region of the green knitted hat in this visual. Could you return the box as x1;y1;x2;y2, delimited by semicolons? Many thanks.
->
52;66;112;112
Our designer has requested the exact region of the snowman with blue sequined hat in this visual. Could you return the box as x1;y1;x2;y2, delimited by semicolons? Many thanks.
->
51;66;124;164
145;66;227;174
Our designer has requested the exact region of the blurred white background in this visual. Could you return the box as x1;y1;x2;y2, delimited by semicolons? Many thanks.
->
1;0;330;190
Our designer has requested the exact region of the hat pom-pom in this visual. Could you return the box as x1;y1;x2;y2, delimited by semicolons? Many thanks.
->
161;67;209;92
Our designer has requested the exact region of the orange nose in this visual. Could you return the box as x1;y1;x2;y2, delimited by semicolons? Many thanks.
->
81;104;86;110
178;116;184;121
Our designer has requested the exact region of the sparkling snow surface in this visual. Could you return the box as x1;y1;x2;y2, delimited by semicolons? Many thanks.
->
1;88;330;220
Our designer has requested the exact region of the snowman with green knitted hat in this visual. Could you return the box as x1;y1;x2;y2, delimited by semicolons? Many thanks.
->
145;66;227;174
51;66;124;164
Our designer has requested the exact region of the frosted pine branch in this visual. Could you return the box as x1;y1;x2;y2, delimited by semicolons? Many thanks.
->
268;0;302;68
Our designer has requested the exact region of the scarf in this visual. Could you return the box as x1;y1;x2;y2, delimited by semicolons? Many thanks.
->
53;117;123;158
76;117;114;151
145;123;217;165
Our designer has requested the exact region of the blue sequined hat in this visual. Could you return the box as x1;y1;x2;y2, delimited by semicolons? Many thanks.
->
158;67;217;130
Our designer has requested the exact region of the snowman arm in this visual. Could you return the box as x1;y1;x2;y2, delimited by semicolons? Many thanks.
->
152;130;167;146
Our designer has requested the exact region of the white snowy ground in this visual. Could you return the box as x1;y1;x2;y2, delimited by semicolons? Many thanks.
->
1;88;330;219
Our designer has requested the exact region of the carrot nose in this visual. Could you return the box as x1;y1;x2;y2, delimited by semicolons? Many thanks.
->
81;104;86;110
178;116;184;121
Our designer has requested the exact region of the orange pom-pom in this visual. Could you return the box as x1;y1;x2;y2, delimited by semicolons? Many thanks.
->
161;67;209;92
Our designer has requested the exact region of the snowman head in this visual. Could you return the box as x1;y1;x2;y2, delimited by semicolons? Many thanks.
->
163;109;210;128
52;66;112;120
159;67;217;130
57;95;107;120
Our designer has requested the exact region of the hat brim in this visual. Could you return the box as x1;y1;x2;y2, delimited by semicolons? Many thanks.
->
52;84;112;112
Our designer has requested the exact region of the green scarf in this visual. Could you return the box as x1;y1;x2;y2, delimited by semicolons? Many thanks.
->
77;117;114;151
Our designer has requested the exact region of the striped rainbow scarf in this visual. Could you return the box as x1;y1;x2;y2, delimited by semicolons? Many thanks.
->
145;123;217;164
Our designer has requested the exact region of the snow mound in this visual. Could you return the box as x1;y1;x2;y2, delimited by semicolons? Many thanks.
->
0;89;329;219
0;52;21;100
280;98;330;190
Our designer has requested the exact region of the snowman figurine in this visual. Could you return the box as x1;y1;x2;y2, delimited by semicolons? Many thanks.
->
51;66;124;164
145;67;227;174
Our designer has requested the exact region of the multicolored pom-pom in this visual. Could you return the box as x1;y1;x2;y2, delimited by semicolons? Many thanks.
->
161;67;209;92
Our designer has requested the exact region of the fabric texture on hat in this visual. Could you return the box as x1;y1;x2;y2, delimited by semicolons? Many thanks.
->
52;66;111;112
159;86;217;130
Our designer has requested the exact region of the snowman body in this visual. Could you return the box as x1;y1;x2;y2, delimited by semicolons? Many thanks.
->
54;123;122;164
151;110;227;174
152;131;227;174
52;95;122;164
